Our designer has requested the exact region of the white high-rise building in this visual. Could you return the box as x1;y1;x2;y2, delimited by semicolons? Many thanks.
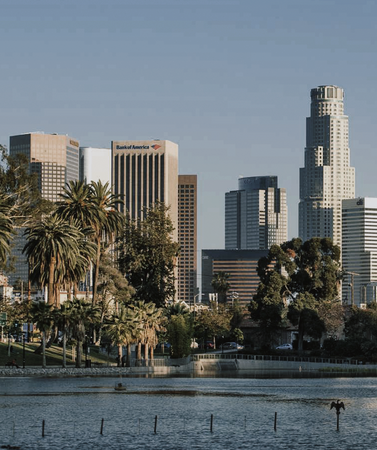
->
342;198;377;306
225;176;287;250
299;85;355;248
79;147;111;185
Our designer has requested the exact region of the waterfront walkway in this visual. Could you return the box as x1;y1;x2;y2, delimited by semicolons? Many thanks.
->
1;353;376;377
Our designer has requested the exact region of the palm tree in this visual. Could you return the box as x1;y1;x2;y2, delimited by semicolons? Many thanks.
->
23;215;83;306
0;194;13;265
31;302;54;368
211;271;231;304
56;180;123;306
63;225;96;299
131;301;164;363
89;181;124;306
104;306;141;367
53;303;75;368
65;298;101;368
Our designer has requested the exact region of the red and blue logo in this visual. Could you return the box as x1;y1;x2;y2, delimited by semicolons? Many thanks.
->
151;144;161;150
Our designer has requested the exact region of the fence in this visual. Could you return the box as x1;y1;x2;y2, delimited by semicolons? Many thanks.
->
192;353;361;365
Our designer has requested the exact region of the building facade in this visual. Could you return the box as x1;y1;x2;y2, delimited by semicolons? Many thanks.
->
177;175;197;304
10;132;80;203
111;140;178;238
79;147;111;185
299;85;355;248
225;176;287;250
342;198;377;306
8;132;80;286
201;249;268;307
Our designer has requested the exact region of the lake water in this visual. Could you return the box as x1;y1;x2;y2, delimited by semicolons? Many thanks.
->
0;375;376;449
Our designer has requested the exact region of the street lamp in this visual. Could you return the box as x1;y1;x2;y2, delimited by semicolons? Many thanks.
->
230;291;239;306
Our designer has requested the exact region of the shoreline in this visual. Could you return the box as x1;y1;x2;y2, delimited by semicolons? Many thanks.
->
2;364;377;378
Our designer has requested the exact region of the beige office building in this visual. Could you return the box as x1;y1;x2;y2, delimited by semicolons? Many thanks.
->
178;175;197;304
10;132;80;203
8;132;80;287
112;140;178;239
299;85;355;248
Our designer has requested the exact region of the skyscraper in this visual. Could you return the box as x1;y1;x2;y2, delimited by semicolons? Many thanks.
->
299;85;355;247
10;132;80;202
8;132;80;286
79;147;111;185
178;175;197;304
111;140;178;237
225;176;287;250
342;198;377;306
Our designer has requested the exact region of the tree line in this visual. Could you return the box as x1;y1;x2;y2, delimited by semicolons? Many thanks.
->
0;146;244;366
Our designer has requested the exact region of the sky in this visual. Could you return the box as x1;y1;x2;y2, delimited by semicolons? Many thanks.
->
2;0;377;258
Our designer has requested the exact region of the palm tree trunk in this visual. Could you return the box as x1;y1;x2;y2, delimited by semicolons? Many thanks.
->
62;329;67;368
117;344;122;367
76;341;82;368
48;258;56;305
92;236;101;306
42;331;46;368
55;284;60;307
150;346;154;360
137;342;142;361
144;343;149;362
126;344;132;367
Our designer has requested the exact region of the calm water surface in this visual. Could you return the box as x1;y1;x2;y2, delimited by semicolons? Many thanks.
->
0;376;376;449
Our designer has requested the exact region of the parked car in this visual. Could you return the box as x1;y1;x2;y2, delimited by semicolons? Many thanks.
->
205;341;215;349
221;342;244;350
276;343;293;350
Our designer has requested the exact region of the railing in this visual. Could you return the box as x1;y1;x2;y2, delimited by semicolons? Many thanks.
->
192;353;361;365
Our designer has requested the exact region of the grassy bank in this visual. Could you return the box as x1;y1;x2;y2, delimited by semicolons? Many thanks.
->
0;342;116;367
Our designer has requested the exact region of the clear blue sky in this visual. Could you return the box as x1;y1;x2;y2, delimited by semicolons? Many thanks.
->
2;0;377;255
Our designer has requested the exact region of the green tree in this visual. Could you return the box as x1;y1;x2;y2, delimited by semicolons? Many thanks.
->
23;216;84;305
0;194;13;266
117;202;180;307
195;303;232;348
104;306;141;367
167;315;191;358
95;249;134;344
30;302;54;368
0;145;53;227
89;181;124;305
130;301;165;362
65;298;101;368
249;270;288;349
250;237;341;351
211;272;230;304
55;180;124;306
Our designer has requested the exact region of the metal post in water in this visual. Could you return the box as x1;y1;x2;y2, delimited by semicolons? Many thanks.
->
42;420;45;438
210;414;214;433
100;418;104;435
139;419;141;435
244;415;246;430
274;412;277;431
154;415;158;434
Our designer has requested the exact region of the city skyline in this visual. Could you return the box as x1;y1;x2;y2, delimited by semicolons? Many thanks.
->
2;0;377;260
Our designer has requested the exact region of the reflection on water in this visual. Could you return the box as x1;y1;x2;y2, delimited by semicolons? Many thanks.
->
1;377;377;449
